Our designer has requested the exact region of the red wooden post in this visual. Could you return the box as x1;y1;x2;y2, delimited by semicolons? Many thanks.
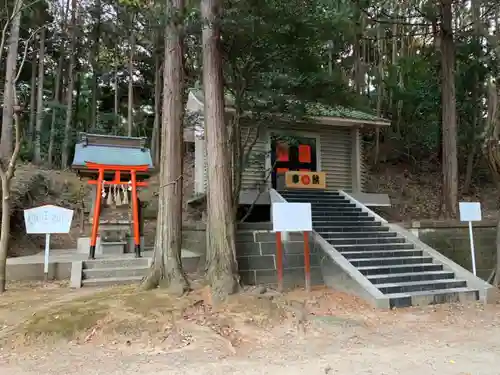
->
130;169;141;258
276;231;283;292
303;231;311;292
89;168;104;259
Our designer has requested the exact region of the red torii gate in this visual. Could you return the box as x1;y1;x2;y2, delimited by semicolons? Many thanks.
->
85;162;148;259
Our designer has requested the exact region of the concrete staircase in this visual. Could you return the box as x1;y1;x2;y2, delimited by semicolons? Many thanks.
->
72;250;201;288
81;258;150;287
279;190;483;308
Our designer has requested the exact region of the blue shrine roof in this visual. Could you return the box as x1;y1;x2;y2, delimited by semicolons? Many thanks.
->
72;143;154;168
71;133;154;171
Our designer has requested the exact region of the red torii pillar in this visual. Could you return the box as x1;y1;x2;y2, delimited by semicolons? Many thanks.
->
85;162;149;259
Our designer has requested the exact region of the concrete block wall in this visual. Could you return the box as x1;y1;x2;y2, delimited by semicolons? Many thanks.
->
236;231;324;289
402;221;497;280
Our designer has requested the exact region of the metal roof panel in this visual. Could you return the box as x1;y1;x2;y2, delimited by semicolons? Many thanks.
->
71;143;154;168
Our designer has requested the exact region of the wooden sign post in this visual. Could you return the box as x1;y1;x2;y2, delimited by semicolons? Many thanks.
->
272;202;313;292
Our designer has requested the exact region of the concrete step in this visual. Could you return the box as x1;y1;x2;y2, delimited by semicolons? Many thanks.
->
328;237;406;245
387;287;479;308
279;190;341;197
284;195;346;201
367;270;456;285
83;258;150;269
82;276;144;287
376;279;467;295
322;231;396;239
341;249;423;259
334;243;415;252
349;256;433;268
312;207;362;213
83;266;149;280
312;202;358;208
314;221;379;229
315;216;375;222
317;226;388;233
357;263;443;276
312;211;371;222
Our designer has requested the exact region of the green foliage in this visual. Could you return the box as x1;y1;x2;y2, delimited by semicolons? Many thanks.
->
8;0;500;183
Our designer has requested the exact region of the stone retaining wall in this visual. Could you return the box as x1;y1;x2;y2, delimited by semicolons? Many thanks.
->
401;220;497;280
236;231;324;288
182;223;324;288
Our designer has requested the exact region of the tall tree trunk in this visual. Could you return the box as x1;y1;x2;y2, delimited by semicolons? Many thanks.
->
61;0;78;168
463;0;482;194
0;177;11;292
142;0;188;293
48;55;64;167
151;43;162;166
0;101;21;292
201;0;239;300
0;0;23;159
28;53;37;152
127;14;135;137
440;0;458;218
114;64;119;130
373;25;384;166
74;68;81;127
48;0;70;166
33;28;46;164
89;0;101;130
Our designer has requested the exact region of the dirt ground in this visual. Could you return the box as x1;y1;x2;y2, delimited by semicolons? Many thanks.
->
0;283;500;374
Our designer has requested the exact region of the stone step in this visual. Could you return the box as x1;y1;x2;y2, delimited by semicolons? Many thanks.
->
279;190;341;196
376;279;467;295
315;225;384;233
284;199;355;206
358;263;443;276
341;249;423;259
349;256;433;268
311;207;362;213
83;266;149;280
316;216;375;222
82;276;144;287
83;258;150;269
312;211;368;217
367;270;456;285
328;237;406;245
322;231;396;239
311;202;357;207
317;226;388;233
283;192;345;197
334;243;415;252
387;287;479;308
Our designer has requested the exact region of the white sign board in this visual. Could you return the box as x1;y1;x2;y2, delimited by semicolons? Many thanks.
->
272;202;312;232
458;201;482;276
24;205;74;280
24;205;74;234
459;202;482;222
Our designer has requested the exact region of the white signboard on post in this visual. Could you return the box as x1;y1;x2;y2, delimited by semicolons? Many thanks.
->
272;202;312;232
24;205;74;280
459;202;482;276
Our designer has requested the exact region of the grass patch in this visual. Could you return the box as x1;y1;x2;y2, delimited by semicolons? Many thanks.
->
23;301;108;340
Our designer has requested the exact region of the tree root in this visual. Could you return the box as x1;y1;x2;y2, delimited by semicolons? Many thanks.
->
141;268;160;291
158;273;190;296
209;273;239;305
